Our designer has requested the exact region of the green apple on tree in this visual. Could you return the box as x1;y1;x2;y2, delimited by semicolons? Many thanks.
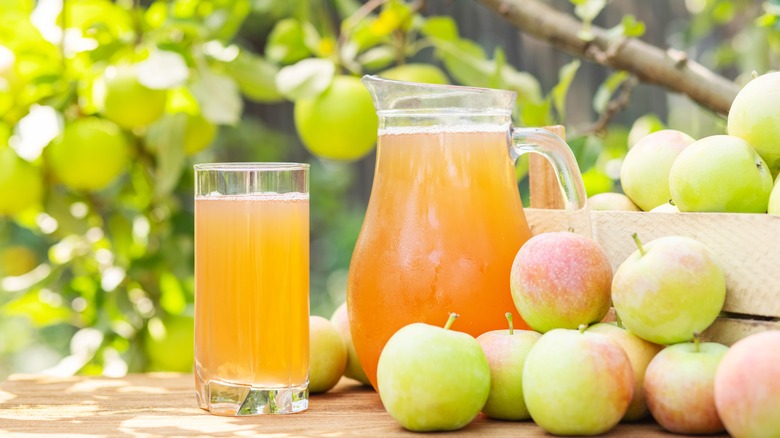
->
587;192;640;211
309;315;347;394
476;313;541;421
611;234;725;345
0;147;43;215
669;135;773;213
378;63;449;84
46;117;131;191
620;129;695;211
644;338;728;435
727;71;780;176
510;231;613;333
100;65;168;129
587;322;663;421
715;330;780;438
523;326;634;436
330;302;370;385
377;313;490;432
294;75;378;161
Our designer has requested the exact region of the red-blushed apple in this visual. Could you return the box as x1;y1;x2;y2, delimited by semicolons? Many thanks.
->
476;313;541;421
309;316;347;394
644;338;728;434
587;192;641;211
510;232;612;333
714;330;780;438
587;322;663;421
727;71;780;176
611;234;725;345
523;326;633;435
669;135;773;213
377;314;490;432
330;302;370;385
620;129;695;211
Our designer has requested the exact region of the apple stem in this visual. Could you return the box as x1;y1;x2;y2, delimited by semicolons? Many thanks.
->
632;233;646;257
578;323;588;333
693;332;701;352
615;311;624;329
505;312;514;335
444;313;459;330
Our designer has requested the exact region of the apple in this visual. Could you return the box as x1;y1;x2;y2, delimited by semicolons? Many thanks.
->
510;231;613;333
309;316;347;394
476;313;541;421
378;63;449;85
715;330;780;438
727;71;780;176
330;302;370;385
644;339;728;434
587;322;663;421
669;135;773;213
377;314;490;432
587;192;641;211
523;326;633;435
611;234;725;345
620;129;695;211
649;202;679;213
769;175;780;215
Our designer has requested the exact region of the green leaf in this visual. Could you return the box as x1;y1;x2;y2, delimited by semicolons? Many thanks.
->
145;113;187;198
500;66;543;104
593;70;630;113
621;15;646;38
431;38;491;87
3;291;71;327
567;136;602;173
358;46;396;71
190;68;243;125
266;18;311;65
519;97;553;127
275;58;334;101
420;16;459;41
159;272;186;315
572;0;608;22
551;59;580;122
223;49;283;103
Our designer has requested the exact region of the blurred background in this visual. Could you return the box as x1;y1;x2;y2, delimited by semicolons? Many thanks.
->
0;0;777;378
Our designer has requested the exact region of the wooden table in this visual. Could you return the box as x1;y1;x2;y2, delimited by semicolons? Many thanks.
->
0;374;723;437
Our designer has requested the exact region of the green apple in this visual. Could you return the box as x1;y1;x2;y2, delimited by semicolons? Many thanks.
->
727;72;780;176
378;63;449;85
309;315;347;394
669;135;773;213
100;65;167;129
587;192;641;211
627;113;665;148
510;232;613;333
611;234;726;345
587;323;663;421
0;147;43;215
377;314;490;432
523;327;633;435
715;330;780;438
769;175;780;215
330;302;370;385
620;129;695;211
476;313;541;421
644;339;728;434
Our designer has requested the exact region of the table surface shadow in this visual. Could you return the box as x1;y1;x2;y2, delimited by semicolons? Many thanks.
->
0;373;725;437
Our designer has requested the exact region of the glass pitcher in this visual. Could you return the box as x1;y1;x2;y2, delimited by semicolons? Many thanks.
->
347;76;590;389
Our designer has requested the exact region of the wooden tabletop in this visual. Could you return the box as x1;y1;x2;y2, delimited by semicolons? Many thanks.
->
0;373;723;437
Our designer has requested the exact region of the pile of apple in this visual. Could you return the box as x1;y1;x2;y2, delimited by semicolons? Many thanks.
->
590;71;780;214
365;231;780;436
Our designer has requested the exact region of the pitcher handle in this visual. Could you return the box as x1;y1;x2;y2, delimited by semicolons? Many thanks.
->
510;127;592;237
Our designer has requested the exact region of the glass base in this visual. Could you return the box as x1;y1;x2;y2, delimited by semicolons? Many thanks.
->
196;377;308;416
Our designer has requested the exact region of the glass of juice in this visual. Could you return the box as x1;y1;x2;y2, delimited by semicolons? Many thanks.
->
193;163;310;416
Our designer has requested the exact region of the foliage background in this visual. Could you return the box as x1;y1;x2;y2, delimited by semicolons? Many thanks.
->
0;0;778;378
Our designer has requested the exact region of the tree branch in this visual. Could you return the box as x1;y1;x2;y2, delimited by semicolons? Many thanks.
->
476;0;739;115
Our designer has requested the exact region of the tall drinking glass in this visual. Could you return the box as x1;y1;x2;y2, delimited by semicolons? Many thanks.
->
194;163;310;416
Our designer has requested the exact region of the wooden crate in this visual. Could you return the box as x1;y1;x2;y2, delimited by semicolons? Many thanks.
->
525;127;779;345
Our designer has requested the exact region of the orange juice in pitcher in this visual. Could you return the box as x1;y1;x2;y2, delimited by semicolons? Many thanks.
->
347;77;590;389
